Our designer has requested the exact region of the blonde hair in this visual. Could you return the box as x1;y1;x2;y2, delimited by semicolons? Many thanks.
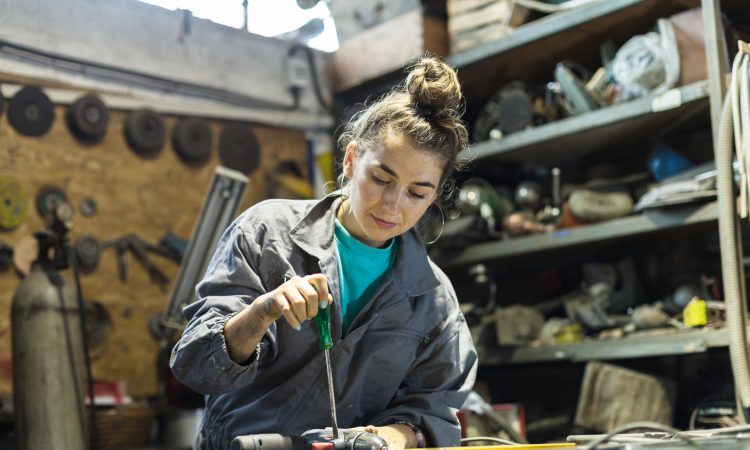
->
338;56;469;206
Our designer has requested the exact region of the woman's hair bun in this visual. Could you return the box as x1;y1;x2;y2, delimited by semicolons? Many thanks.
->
406;56;463;118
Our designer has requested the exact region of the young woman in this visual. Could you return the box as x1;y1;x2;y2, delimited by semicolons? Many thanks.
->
170;56;478;450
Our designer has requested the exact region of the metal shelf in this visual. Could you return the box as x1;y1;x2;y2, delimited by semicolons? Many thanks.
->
461;81;711;166
435;200;718;269
448;0;644;69
478;327;729;366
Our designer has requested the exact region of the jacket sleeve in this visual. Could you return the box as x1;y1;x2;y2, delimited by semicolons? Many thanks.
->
169;219;279;395
369;308;478;446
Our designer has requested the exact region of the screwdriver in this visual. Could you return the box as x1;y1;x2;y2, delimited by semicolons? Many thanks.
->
315;301;339;440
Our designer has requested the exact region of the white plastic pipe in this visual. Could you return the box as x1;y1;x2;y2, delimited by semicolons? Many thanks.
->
718;49;750;418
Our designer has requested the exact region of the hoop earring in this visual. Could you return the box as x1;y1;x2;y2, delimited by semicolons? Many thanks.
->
416;204;446;246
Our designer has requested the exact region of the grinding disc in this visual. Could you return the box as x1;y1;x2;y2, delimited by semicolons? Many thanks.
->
172;117;212;164
12;235;37;277
66;93;109;141
124;108;166;157
74;235;101;272
0;176;28;230
35;185;69;219
218;124;261;174
8;86;55;137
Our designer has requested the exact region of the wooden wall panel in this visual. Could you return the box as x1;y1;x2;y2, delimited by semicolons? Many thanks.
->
0;101;308;398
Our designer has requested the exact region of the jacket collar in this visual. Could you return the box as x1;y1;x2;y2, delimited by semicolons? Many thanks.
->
289;192;440;298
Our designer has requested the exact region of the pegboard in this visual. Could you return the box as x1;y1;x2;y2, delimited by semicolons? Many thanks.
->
0;98;310;398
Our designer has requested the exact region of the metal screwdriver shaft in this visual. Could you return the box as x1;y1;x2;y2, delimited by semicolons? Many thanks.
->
315;304;339;440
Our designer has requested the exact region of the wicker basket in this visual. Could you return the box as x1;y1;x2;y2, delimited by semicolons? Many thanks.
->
89;404;155;449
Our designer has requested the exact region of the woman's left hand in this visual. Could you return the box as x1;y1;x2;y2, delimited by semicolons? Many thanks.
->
350;425;416;450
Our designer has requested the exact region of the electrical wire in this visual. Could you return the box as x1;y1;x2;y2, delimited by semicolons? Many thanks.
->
0;36;301;111
289;43;332;112
461;437;519;445
583;422;704;450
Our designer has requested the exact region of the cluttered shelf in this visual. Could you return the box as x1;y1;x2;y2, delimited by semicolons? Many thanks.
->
448;0;647;68
435;199;718;269
477;326;730;365
461;80;710;166
335;0;698;101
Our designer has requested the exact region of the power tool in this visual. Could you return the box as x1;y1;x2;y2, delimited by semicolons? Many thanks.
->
231;429;388;450
232;302;388;450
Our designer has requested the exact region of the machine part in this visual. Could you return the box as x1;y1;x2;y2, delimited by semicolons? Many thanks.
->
631;304;671;330
66;93;109;141
568;189;633;222
124;108;166;157
74;235;101;273
232;429;389;450
0;243;13;272
554;62;600;115
12;242;87;450
554;323;584;344
502;211;551;236
683;298;707;328
219;124;261;174
35;185;69;219
296;0;320;9
514;181;543;211
79;196;97;217
0;175;29;230
8;86;55;137
160;166;249;329
494;305;545;346
172;117;213;164
12;236;37;277
669;283;704;313
473;82;535;141
101;234;173;289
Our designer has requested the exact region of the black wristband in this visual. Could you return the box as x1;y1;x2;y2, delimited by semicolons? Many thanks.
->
393;421;426;448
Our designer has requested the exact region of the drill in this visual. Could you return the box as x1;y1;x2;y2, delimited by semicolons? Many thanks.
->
231;429;389;450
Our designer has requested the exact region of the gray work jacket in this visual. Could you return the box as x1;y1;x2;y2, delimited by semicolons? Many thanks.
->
170;194;477;450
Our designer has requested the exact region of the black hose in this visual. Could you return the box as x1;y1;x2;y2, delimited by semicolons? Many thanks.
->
67;241;100;450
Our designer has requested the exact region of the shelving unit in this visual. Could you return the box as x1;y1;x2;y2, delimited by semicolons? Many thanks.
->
478;327;730;365
461;81;710;165
437;200;718;269
335;0;740;433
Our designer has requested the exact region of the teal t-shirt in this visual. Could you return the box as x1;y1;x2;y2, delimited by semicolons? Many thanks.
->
334;218;398;335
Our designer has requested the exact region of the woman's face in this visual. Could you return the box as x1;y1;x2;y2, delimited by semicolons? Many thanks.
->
339;132;444;247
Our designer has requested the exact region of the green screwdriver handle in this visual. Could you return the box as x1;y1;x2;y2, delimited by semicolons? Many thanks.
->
315;304;333;350
311;281;333;350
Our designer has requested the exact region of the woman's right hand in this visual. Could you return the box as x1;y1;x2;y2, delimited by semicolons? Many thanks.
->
224;274;332;363
256;274;333;330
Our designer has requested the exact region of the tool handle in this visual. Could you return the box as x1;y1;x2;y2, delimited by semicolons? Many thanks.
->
315;302;333;350
232;434;306;450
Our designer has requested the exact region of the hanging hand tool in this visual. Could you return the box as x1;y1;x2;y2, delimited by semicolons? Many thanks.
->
315;303;339;440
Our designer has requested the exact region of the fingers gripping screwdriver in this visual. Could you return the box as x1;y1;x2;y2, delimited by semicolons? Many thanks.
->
315;303;339;440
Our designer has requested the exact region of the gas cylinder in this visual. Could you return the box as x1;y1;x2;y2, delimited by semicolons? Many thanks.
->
11;222;87;449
